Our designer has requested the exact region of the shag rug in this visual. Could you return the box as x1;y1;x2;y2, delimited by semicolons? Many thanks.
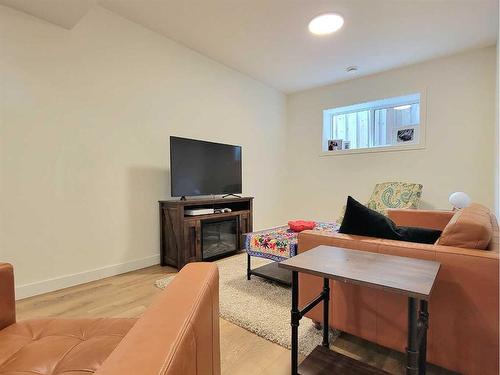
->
155;253;339;356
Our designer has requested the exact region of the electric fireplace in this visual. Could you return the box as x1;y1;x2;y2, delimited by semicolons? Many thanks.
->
201;217;238;260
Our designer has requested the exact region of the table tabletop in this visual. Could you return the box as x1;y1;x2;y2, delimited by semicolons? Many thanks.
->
279;245;440;300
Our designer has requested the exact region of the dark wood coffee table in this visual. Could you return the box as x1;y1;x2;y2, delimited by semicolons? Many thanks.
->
279;245;441;375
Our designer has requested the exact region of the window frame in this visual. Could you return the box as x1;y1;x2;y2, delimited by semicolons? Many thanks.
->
321;91;427;156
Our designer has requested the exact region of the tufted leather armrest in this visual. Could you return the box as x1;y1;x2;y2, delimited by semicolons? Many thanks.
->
0;263;15;330
95;262;220;375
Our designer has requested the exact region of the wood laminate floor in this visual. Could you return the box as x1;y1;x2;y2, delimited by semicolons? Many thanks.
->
16;265;454;375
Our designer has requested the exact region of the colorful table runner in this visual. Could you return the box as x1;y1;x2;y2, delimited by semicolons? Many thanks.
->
245;222;339;262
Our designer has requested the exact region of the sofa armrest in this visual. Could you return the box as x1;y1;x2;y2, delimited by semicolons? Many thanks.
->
387;209;455;231
0;263;16;330
95;263;220;375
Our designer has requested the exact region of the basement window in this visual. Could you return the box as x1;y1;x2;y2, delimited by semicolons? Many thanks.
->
322;93;424;154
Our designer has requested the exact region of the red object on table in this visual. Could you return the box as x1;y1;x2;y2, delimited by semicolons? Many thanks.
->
288;220;316;232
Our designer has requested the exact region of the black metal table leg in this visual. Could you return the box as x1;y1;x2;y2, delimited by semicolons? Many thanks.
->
247;253;251;280
289;274;330;375
322;278;329;347
419;300;429;375
407;297;419;375
291;271;299;375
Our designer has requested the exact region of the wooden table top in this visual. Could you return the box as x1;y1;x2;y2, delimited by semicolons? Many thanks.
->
279;245;440;300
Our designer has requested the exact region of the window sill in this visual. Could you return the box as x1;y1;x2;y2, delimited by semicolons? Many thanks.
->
320;143;426;156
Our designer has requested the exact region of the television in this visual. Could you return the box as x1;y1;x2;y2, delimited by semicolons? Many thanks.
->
170;136;242;198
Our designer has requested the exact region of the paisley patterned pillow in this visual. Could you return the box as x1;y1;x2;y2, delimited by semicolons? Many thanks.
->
337;182;423;223
366;182;423;215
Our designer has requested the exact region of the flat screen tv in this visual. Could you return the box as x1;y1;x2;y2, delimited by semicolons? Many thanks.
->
170;136;242;197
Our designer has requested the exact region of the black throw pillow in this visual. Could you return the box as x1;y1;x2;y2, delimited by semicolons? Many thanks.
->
339;196;441;245
396;226;443;244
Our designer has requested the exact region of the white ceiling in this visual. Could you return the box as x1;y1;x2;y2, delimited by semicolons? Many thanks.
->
2;0;498;93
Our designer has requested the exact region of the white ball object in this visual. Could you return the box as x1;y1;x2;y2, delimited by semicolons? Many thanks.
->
449;192;471;209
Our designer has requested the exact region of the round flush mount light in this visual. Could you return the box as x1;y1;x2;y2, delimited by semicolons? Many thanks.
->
308;13;344;35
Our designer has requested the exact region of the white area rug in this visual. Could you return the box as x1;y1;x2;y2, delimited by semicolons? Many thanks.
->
155;253;339;356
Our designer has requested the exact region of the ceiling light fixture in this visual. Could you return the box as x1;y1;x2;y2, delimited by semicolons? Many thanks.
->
394;105;412;110
346;66;358;73
308;13;344;35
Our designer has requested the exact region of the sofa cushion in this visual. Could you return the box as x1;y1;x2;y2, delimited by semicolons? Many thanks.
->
339;196;441;244
0;318;136;375
438;203;493;249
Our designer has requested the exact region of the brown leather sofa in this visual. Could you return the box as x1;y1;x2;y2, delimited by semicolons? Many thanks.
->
0;262;220;375
298;204;499;375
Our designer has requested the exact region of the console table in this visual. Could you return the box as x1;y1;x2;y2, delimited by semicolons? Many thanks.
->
279;245;441;375
159;197;253;269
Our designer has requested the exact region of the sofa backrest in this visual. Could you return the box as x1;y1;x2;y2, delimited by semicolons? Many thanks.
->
437;203;493;250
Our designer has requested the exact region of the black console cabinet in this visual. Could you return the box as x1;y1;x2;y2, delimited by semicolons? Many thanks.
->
159;197;253;269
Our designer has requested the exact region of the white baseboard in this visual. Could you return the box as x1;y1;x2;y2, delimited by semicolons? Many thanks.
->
15;254;160;300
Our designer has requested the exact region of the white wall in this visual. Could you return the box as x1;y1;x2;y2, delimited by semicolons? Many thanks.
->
1;4;497;299
0;5;287;298
286;47;496;221
496;41;499;216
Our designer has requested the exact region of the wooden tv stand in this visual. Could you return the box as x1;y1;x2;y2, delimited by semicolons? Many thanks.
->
159;196;253;269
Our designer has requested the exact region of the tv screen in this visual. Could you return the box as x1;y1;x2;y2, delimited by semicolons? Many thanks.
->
170;137;242;197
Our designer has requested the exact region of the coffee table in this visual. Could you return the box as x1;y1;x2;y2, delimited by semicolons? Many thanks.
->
279;245;441;375
245;223;338;286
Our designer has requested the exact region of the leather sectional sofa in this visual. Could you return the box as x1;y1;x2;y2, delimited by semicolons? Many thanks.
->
298;204;499;375
0;262;220;375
